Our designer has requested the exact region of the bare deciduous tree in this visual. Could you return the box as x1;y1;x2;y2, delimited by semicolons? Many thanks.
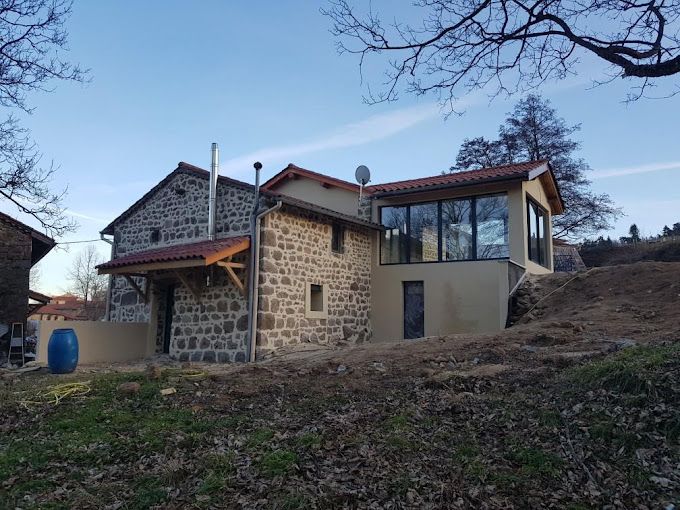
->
67;244;107;319
0;0;86;237
323;0;680;108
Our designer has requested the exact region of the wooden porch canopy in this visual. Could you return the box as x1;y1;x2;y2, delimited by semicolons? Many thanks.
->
96;236;250;298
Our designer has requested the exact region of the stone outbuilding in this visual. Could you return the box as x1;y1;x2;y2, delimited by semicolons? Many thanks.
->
0;212;54;349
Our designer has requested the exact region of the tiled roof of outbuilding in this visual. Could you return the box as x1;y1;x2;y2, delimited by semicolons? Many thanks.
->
97;236;250;272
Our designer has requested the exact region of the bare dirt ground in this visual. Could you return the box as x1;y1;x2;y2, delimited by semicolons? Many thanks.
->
1;261;679;509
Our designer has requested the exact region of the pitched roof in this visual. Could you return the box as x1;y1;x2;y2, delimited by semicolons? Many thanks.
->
100;162;254;235
97;236;250;273
262;190;383;231
0;211;56;264
262;163;361;193
261;160;564;214
33;303;85;320
365;160;548;194
29;290;51;303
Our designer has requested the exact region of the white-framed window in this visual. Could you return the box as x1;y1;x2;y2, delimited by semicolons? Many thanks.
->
305;282;328;319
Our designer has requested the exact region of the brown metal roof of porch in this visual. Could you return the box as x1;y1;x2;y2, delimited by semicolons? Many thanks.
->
96;236;250;275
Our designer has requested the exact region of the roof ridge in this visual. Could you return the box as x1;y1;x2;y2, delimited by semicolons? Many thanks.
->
366;159;546;189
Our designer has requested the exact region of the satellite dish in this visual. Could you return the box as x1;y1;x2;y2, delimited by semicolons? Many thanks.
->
355;165;371;186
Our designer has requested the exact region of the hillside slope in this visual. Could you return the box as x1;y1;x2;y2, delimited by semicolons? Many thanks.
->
1;262;678;509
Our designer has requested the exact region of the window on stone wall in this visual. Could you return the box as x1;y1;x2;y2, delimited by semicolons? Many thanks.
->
331;223;345;253
150;228;160;243
305;282;328;319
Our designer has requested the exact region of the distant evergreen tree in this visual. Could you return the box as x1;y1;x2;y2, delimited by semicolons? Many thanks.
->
662;225;673;237
451;95;620;240
628;224;641;243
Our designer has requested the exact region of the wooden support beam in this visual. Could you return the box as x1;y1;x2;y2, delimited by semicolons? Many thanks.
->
222;264;245;295
174;270;202;301
124;275;148;304
215;260;247;270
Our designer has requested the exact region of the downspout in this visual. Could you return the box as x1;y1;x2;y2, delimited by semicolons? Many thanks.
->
246;160;283;362
100;232;114;321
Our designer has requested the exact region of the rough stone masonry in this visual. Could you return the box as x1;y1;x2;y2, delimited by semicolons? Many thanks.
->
107;165;373;362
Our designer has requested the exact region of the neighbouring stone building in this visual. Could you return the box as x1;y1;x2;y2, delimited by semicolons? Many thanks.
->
98;156;565;363
0;212;54;348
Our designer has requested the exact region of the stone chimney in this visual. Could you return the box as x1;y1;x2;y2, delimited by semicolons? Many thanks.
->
358;195;372;222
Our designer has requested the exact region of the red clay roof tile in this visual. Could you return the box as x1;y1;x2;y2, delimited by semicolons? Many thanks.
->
97;236;249;271
365;160;548;194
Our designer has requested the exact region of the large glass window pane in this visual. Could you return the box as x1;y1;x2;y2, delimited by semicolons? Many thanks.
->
538;208;547;265
528;201;537;263
528;199;548;266
476;195;509;259
380;206;408;264
442;198;473;260
409;202;439;262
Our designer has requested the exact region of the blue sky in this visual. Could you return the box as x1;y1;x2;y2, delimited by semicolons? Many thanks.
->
3;0;679;294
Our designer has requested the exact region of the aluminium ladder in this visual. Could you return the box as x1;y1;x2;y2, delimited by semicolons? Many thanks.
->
7;322;25;366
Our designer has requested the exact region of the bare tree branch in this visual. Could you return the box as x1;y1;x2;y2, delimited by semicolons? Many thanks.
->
0;0;87;237
322;0;680;107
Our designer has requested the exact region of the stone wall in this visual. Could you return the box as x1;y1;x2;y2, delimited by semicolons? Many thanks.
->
167;267;249;362
0;221;31;333
256;209;372;357
109;171;255;322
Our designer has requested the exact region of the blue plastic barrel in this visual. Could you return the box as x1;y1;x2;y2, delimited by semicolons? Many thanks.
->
48;328;79;374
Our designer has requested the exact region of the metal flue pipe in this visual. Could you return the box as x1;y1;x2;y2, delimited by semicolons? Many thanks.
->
208;143;219;241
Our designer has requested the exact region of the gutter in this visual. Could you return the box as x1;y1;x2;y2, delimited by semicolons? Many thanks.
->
100;232;115;321
369;174;528;199
246;198;282;362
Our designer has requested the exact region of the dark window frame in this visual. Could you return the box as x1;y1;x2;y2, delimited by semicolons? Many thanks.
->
526;196;550;268
150;228;160;244
331;223;345;253
378;192;509;265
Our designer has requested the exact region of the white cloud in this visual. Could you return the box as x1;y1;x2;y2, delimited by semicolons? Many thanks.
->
220;102;442;176
592;160;680;179
65;209;109;223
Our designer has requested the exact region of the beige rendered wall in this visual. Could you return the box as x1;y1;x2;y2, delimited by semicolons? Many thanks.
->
272;177;360;217
368;179;555;341
371;253;510;341
522;179;554;274
36;321;150;364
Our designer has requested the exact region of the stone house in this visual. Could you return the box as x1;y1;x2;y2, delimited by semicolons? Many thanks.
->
98;153;563;362
0;212;55;345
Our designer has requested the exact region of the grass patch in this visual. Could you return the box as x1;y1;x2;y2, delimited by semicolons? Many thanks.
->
452;443;487;480
247;427;275;448
258;449;298;477
507;446;564;478
537;409;562;427
570;344;679;395
296;432;322;448
131;476;168;510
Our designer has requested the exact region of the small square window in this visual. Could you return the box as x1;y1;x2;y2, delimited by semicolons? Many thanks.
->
150;228;160;243
305;282;328;319
331;223;345;253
